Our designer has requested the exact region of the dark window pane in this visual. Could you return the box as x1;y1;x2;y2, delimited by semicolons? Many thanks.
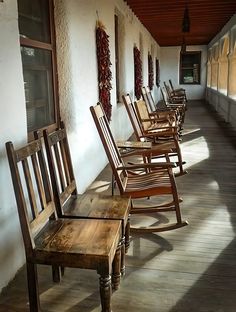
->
18;0;50;43
21;46;55;131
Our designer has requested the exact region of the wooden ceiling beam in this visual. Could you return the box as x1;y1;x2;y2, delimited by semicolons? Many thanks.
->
126;0;236;46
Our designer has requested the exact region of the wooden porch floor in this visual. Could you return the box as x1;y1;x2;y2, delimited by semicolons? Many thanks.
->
1;100;236;311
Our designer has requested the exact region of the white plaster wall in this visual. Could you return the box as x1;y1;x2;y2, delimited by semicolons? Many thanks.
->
160;45;207;100
0;0;27;291
54;0;160;193
0;0;160;292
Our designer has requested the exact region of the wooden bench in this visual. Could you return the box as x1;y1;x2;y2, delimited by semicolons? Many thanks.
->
6;139;123;312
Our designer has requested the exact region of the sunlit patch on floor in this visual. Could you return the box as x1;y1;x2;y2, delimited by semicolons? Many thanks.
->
182;136;210;168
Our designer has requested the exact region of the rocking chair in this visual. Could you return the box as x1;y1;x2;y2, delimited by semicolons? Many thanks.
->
169;79;187;102
142;86;180;124
122;94;187;176
90;103;188;233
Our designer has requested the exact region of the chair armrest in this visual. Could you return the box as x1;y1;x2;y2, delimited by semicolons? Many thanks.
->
168;102;185;107
141;117;170;123
149;112;169;121
140;130;177;139
121;147;173;158
117;162;177;170
147;125;178;131
174;88;185;92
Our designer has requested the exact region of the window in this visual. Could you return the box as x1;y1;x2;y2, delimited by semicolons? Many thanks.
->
228;28;236;100
228;44;236;100
207;49;212;87
114;9;125;103
179;51;201;84
18;0;58;135
114;14;120;102
210;44;219;90
218;36;229;95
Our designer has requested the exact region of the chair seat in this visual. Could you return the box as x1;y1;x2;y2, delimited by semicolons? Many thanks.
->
34;218;121;271
148;121;175;131
125;170;172;197
62;194;130;236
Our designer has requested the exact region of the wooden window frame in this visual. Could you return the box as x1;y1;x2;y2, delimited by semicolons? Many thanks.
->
19;0;59;141
114;14;120;102
179;51;201;85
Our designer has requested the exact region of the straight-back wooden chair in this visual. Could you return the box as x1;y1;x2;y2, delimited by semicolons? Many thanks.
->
90;103;188;233
6;139;122;312
41;122;131;273
122;94;187;176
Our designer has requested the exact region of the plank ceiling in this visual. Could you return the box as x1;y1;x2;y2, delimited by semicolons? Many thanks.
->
125;0;236;46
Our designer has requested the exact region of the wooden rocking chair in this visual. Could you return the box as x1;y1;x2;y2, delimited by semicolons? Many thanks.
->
141;86;180;123
122;94;186;176
164;81;186;105
133;98;187;176
6;139;122;312
160;88;186;127
90;103;188;233
169;79;187;102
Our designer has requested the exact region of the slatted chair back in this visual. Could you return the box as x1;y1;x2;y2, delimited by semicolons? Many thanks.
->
143;86;156;112
42;122;77;217
160;88;168;104
164;81;173;100
122;94;144;140
169;79;175;92
134;99;153;131
141;87;152;113
90;104;127;194
6;139;56;257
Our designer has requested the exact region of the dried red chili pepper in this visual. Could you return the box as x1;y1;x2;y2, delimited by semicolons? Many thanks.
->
148;53;154;90
156;58;160;87
133;46;143;100
96;23;112;121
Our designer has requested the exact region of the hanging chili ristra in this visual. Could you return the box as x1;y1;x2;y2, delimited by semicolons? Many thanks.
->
148;53;154;90
96;21;112;121
133;46;143;100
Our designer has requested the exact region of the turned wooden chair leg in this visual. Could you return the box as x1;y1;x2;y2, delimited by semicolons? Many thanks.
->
125;216;130;253
26;261;40;312
174;137;187;176
112;242;121;290
99;275;112;312
52;265;61;283
120;236;126;276
171;176;183;224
